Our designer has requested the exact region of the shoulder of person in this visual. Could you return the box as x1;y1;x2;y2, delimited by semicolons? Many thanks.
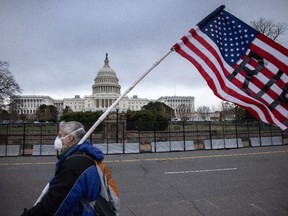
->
65;151;95;167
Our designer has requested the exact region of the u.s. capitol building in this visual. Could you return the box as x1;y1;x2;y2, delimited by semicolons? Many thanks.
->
14;54;195;119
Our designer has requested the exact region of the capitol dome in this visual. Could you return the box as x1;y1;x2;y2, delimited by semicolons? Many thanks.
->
92;53;121;96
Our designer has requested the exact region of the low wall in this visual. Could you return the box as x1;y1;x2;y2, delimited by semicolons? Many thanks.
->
249;136;283;147
0;145;20;156
204;138;243;150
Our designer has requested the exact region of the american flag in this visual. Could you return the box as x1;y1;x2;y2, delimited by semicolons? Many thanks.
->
173;5;288;130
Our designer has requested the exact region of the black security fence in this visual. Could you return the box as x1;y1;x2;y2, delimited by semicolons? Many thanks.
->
0;123;58;156
0;121;287;156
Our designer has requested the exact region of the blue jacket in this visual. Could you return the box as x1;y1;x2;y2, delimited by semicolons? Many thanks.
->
23;141;104;216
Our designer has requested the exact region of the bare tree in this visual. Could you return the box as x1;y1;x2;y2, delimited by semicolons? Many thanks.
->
251;18;287;41
0;61;21;109
220;101;235;121
220;101;247;121
197;106;210;121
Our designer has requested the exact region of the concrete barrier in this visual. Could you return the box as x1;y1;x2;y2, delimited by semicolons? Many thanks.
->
0;145;20;156
124;143;140;154
204;138;243;150
33;145;57;156
94;144;123;154
249;136;283;147
151;141;195;152
94;143;140;154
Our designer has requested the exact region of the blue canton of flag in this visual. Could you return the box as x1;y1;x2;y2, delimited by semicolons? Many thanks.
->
198;10;258;67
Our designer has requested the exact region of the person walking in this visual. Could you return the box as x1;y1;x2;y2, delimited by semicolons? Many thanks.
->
22;121;104;216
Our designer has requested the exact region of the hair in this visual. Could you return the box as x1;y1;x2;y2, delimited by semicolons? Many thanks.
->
59;121;86;144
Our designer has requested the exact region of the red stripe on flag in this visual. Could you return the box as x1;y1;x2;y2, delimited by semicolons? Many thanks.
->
250;43;288;75
193;33;279;125
173;8;288;130
175;30;276;126
257;33;288;57
230;57;288;123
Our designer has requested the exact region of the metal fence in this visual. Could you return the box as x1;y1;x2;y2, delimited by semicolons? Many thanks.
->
0;121;287;156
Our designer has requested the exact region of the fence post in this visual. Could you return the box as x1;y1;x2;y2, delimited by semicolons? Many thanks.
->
222;121;225;149
247;122;250;146
196;122;200;149
169;123;171;151
138;127;141;153
269;124;273;145
154;122;157;152
235;121;239;148
105;121;108;154
22;123;26;156
209;121;212;149
258;121;262;146
40;124;43;156
182;121;186;151
122;123;125;153
281;129;284;145
5;124;8;156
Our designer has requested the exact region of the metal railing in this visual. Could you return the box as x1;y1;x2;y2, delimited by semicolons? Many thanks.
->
0;121;287;156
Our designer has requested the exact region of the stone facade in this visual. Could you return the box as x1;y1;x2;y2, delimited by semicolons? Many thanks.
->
158;96;195;119
13;95;55;115
13;54;195;119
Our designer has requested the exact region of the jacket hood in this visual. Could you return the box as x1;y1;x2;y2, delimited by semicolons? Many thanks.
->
60;140;104;163
77;140;104;162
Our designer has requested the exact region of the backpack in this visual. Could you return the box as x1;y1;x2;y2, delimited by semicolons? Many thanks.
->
94;161;120;215
81;159;120;216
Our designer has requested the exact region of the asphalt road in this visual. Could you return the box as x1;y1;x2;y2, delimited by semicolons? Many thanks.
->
1;145;288;216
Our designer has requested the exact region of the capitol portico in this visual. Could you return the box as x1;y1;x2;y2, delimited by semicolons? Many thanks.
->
14;54;195;119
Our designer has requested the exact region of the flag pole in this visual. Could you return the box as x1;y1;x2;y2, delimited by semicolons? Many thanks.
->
34;48;174;205
78;48;174;144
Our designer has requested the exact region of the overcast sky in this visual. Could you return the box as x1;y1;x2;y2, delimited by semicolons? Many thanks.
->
1;0;288;110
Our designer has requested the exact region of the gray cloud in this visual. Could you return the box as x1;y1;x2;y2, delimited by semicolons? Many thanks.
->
1;0;287;108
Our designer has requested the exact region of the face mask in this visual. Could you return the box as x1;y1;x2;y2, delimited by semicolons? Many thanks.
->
54;136;63;150
54;128;85;150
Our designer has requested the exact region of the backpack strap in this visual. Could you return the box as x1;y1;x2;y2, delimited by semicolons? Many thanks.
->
67;151;101;164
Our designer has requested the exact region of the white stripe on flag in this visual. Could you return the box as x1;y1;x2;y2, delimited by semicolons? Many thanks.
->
178;29;286;130
196;30;288;127
254;38;288;65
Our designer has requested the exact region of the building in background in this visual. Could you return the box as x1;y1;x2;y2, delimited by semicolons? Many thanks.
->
84;53;122;111
158;96;195;120
13;54;194;120
13;95;55;116
128;95;150;111
63;95;84;112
